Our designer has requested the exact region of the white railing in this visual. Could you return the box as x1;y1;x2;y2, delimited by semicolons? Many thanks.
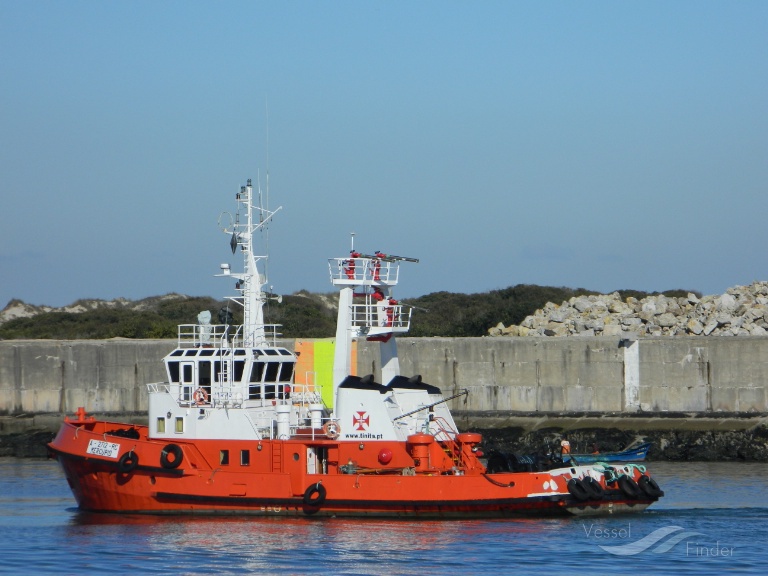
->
328;257;400;285
177;323;283;348
146;382;170;394
350;303;412;333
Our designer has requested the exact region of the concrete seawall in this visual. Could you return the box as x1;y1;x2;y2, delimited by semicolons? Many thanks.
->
1;336;767;418
382;336;768;414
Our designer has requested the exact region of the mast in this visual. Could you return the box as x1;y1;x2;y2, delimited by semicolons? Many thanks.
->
328;249;418;400
218;179;281;347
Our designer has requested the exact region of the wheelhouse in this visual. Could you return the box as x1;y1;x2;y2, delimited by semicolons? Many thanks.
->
164;346;296;407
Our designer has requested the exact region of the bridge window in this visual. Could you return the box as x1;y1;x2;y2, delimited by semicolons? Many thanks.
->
234;360;246;382
265;362;279;382
220;450;229;465
279;362;295;382
248;362;265;399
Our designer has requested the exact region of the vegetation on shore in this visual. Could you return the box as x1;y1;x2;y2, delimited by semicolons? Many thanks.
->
0;285;695;340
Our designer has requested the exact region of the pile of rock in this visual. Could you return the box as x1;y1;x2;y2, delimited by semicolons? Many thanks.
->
489;281;768;338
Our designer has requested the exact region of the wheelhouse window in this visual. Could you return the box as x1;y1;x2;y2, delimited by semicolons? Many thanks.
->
220;450;230;465
197;361;211;397
279;362;294;382
167;361;180;383
249;361;265;399
181;364;194;401
265;362;280;382
248;360;295;399
234;360;246;381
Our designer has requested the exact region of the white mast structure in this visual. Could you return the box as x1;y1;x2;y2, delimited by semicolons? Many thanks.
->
218;179;281;347
328;247;418;400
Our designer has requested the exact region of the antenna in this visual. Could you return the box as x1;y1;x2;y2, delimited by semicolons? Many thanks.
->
350;232;356;252
265;98;270;215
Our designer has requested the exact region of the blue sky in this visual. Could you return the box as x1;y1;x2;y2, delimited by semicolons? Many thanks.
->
2;1;767;308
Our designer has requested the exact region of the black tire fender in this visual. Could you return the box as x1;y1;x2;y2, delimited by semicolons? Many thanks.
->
117;451;139;474
638;474;663;498
618;475;641;499
160;444;184;469
582;476;605;500
567;478;590;502
303;482;327;507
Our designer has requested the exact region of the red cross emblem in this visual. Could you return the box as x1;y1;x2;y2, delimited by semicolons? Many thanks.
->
353;411;370;431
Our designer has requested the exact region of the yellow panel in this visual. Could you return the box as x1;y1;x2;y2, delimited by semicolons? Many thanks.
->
292;338;358;410
314;339;336;408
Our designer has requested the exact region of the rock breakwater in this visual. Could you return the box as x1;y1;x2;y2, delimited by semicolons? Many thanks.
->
489;281;768;338
478;425;768;462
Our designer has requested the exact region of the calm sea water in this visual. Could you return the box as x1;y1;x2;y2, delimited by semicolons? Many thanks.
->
1;459;766;575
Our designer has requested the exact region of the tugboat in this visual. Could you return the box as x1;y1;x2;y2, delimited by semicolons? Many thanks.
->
48;179;664;517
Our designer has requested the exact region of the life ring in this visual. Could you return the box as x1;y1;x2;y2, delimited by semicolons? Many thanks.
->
617;475;641;499
117;451;139;473
567;478;590;502
193;388;209;405
638;475;663;498
303;482;327;506
323;421;341;439
160;444;184;469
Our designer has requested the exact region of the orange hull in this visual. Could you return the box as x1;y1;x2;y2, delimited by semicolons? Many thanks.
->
49;418;660;518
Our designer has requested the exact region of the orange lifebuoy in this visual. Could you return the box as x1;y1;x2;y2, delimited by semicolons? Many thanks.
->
323;421;341;439
193;388;209;405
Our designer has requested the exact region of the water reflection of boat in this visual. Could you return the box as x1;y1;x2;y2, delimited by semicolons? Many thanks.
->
49;177;664;518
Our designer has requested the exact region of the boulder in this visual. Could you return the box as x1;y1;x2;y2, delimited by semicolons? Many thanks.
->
490;281;768;338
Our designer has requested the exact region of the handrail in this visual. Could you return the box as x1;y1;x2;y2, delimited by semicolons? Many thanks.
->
328;257;401;285
393;390;468;421
176;322;284;348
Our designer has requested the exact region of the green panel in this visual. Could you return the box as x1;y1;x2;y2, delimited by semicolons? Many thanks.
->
314;339;336;409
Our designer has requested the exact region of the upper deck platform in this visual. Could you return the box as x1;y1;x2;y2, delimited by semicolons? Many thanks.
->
329;256;406;287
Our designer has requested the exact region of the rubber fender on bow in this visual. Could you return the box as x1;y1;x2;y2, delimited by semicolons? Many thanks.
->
617;475;641;499
160;444;184;469
303;482;327;507
117;451;139;474
567;478;590;502
582;476;605;500
638;474;663;498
